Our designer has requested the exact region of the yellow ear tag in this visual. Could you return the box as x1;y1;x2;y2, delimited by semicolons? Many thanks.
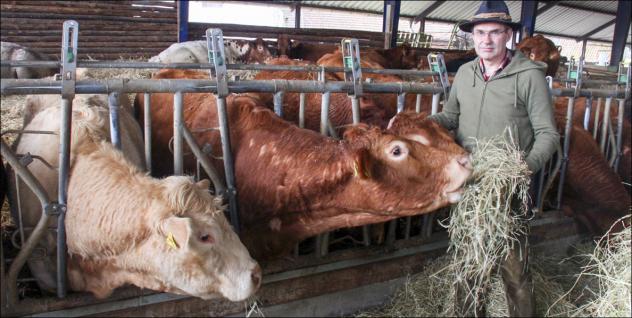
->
166;232;179;249
353;162;359;177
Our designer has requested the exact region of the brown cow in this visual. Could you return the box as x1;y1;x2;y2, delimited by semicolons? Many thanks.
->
317;50;432;119
247;57;388;131
553;91;631;187
135;83;472;260
552;113;631;235
9;98;261;300
276;34;339;62
517;34;561;77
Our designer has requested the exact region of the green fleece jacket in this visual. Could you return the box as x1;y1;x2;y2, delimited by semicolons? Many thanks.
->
429;50;560;174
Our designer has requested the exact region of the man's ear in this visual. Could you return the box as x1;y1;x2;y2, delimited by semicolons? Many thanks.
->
196;179;211;190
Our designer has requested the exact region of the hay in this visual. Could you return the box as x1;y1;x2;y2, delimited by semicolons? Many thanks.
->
558;215;632;317
353;242;597;317
245;298;265;317
441;130;532;313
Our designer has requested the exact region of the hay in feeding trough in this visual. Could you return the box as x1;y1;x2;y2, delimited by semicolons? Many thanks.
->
440;130;532;313
555;215;631;317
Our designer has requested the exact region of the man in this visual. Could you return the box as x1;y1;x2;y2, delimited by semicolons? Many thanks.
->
428;1;560;317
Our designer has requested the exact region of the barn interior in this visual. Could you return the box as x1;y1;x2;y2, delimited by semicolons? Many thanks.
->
1;0;631;316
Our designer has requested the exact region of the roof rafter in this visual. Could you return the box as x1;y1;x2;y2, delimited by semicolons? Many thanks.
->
578;19;616;41
412;0;444;23
536;1;560;16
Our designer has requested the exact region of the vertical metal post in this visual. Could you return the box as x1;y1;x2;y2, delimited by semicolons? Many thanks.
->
613;99;625;172
108;92;122;150
519;0;537;41
207;28;240;233
415;94;422;113
431;93;440;115
320;92;330;136
274;91;284;117
143;93;152;172
57;19;78;299
397;93;406;113
173;91;184;175
428;53;450;98
177;0;189;42
609;0;631;67
599;98;613;154
583;96;593;130
593;98;602;139
556;57;583;210
299;93;306;128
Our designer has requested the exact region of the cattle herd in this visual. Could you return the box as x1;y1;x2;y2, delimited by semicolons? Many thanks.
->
0;33;630;304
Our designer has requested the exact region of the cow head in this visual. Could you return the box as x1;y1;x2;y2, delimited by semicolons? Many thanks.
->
517;34;560;77
245;38;273;64
277;34;290;57
343;122;472;211
383;43;419;69
150;177;261;301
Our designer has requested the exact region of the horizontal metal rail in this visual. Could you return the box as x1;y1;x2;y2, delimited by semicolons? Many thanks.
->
0;60;438;77
3;79;628;99
0;79;444;95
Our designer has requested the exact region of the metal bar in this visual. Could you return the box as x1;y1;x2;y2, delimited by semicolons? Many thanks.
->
599;98;613;154
173;91;184;175
396;93;406;113
143;93;152;172
274;91;284;117
320;92;330;135
350;96;360;124
2;139;53;305
556;97;575;209
415;94;422;113
413;0;444;23
181;126;226;194
215;97;240;234
578;19;615;42
583;96;592;130
431;93;440;115
609;0;632;66
593;98;602;139
299;93;306;128
1;79;445;95
177;0;189;42
536;1;560;16
0;60;440;77
613;99;625;172
519;0;538;40
108;92;122;150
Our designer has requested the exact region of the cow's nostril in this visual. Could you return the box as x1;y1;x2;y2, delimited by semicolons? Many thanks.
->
458;154;472;169
251;264;262;288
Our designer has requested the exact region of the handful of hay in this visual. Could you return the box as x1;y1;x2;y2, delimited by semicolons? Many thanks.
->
555;215;631;317
441;131;532;313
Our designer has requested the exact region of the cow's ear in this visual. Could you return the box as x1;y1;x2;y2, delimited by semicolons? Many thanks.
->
196;179;211;190
352;148;374;179
548;47;560;61
162;216;193;250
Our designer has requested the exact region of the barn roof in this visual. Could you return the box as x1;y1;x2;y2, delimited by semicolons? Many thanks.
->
277;0;631;44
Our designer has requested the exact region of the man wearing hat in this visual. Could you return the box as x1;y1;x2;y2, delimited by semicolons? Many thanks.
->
429;1;560;317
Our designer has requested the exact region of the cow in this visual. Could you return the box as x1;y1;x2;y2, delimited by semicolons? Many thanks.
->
276;34;339;63
244;57;389;131
552;87;631;187
149;38;273;65
1;41;57;79
317;50;432;119
517;34;561;78
552;113;631;235
8;94;261;301
135;85;472;260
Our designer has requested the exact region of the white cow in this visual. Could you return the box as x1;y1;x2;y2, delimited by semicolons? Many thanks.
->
8;94;260;301
1;41;57;79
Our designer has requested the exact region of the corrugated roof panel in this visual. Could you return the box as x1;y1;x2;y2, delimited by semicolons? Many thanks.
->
301;1;383;13
590;24;632;43
426;1;523;23
535;6;614;38
399;1;435;18
559;0;618;14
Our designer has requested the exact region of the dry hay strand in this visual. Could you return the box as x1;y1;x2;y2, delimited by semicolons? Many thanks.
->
1;199;14;231
441;129;532;313
1;94;28;146
553;215;632;317
244;297;265;317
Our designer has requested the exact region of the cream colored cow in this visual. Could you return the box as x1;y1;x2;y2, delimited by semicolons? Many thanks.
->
8;94;261;301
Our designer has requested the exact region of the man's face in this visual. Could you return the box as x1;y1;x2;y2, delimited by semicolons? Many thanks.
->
472;23;512;61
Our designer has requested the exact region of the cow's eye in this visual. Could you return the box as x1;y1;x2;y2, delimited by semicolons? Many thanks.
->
199;234;214;244
391;146;401;157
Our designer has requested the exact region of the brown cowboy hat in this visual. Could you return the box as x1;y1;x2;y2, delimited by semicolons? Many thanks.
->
459;1;522;33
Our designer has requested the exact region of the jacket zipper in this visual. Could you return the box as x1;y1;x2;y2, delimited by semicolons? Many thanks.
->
475;81;488;139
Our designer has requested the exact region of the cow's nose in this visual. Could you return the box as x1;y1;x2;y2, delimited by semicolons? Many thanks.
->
458;154;473;170
251;264;262;289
